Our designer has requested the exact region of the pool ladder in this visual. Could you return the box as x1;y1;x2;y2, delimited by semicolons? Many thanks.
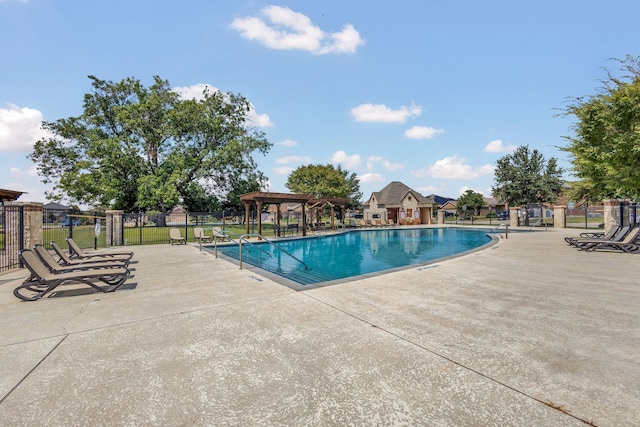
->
490;224;509;239
212;230;308;271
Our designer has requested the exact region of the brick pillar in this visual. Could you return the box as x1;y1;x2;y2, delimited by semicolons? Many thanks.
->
553;205;566;229
437;210;445;225
7;202;43;250
509;207;521;227
106;210;124;246
603;199;629;233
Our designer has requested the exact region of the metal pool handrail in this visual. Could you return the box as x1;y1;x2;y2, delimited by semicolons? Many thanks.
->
239;233;308;271
210;229;271;259
490;223;509;239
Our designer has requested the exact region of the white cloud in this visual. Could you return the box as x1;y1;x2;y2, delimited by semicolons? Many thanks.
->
275;155;313;164
274;166;294;175
359;172;385;183
277;139;298;147
0;103;50;153
404;126;444;139
230;5;364;55
245;108;274;128
411;155;494;180
366;155;404;172
484;139;516;153
173;83;217;100
173;83;273;128
331;150;361;170
381;160;404;171
350;103;423;123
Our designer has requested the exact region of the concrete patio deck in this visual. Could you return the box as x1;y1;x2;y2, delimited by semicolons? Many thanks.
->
0;228;638;426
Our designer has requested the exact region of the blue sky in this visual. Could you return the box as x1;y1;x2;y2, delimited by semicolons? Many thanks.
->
1;0;638;205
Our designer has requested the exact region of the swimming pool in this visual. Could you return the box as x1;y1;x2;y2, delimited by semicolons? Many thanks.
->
212;227;494;287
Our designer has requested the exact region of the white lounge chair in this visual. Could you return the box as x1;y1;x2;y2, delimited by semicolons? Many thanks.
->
169;228;186;245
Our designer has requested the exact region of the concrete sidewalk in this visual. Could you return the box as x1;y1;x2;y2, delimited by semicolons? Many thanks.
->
0;229;638;426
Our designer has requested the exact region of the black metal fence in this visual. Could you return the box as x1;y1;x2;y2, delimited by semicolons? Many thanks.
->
0;204;24;273
43;208;106;251
121;210;246;246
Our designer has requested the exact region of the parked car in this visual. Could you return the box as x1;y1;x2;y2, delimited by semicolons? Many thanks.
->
496;211;510;220
61;217;80;227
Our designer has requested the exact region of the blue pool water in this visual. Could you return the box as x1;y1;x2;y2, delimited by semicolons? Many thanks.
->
213;227;492;286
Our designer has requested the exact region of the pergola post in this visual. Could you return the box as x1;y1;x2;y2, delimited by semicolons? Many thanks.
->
275;203;281;237
256;200;263;237
302;204;307;237
330;204;335;231
243;201;251;235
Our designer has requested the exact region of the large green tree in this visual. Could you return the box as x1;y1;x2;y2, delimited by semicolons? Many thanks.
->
285;164;362;205
561;55;640;201
30;75;271;212
457;189;485;218
492;145;564;207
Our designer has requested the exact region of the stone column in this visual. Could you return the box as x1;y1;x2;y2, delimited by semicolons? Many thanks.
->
509;207;521;227
604;199;629;233
553;205;566;229
437;210;445;225
18;202;43;247
106;210;124;246
4;202;43;266
14;202;43;247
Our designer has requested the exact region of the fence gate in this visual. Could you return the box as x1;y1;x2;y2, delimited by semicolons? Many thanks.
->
0;204;24;272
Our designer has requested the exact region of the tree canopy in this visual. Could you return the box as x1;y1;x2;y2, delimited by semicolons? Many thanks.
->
561;55;640;201
30;75;271;212
456;189;485;217
492;145;564;207
285;164;362;205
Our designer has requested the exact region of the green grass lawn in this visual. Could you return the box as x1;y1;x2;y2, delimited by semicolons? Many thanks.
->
42;223;279;250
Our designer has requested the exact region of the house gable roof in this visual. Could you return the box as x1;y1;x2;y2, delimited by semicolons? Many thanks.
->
43;202;70;210
440;200;457;210
367;181;431;206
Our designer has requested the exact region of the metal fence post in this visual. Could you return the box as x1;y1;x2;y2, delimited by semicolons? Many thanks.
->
18;206;24;268
185;213;189;243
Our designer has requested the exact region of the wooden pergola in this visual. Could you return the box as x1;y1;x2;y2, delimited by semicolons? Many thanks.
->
240;192;311;237
307;197;351;231
239;192;350;237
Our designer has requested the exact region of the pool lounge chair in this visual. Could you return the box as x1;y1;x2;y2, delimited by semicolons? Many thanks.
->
576;226;640;252
565;226;629;247
67;237;134;261
579;226;619;239
51;241;131;267
14;249;130;301
193;227;213;243
169;228;187;245
212;227;231;242
34;245;128;273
